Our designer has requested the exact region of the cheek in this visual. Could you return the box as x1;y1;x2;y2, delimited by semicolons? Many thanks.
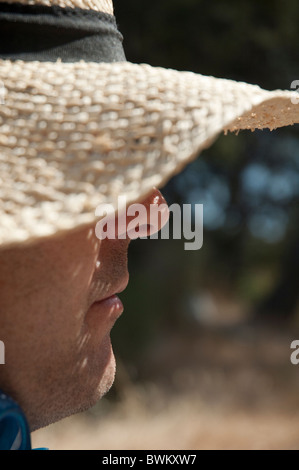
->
35;250;100;335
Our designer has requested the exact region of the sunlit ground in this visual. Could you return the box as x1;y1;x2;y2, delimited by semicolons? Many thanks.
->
32;319;299;450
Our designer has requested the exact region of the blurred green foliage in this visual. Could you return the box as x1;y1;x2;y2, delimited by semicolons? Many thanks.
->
114;0;298;88
111;0;299;367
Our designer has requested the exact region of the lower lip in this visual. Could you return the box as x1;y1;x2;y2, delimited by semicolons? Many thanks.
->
91;295;124;320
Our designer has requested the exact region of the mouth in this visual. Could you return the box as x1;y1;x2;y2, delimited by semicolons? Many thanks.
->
88;274;129;323
97;274;129;303
94;294;124;316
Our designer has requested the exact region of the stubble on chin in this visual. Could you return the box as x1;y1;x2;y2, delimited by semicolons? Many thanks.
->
28;333;117;431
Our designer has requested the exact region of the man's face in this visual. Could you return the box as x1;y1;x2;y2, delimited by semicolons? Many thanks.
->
0;188;168;431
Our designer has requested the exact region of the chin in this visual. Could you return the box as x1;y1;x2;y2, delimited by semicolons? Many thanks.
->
30;336;117;431
76;335;117;410
94;347;117;400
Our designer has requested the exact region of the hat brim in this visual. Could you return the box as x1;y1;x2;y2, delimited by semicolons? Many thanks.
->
0;60;298;248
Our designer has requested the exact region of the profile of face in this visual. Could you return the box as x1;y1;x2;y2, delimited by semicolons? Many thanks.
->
0;188;169;431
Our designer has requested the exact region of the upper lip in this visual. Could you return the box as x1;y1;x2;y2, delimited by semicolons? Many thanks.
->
92;273;129;304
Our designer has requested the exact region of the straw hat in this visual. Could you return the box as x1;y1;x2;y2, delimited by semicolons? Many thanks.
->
0;0;298;248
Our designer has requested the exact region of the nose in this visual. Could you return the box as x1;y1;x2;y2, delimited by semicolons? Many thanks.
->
125;188;170;239
95;188;170;241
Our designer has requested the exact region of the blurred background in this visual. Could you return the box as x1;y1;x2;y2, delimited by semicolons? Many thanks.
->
33;0;299;449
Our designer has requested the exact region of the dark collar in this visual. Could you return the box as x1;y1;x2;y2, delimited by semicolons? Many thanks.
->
0;389;31;450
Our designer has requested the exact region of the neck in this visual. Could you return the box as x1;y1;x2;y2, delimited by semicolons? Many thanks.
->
0;0;114;14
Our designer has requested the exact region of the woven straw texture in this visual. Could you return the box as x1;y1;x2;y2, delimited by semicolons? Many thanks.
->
0;0;114;13
0;59;298;248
